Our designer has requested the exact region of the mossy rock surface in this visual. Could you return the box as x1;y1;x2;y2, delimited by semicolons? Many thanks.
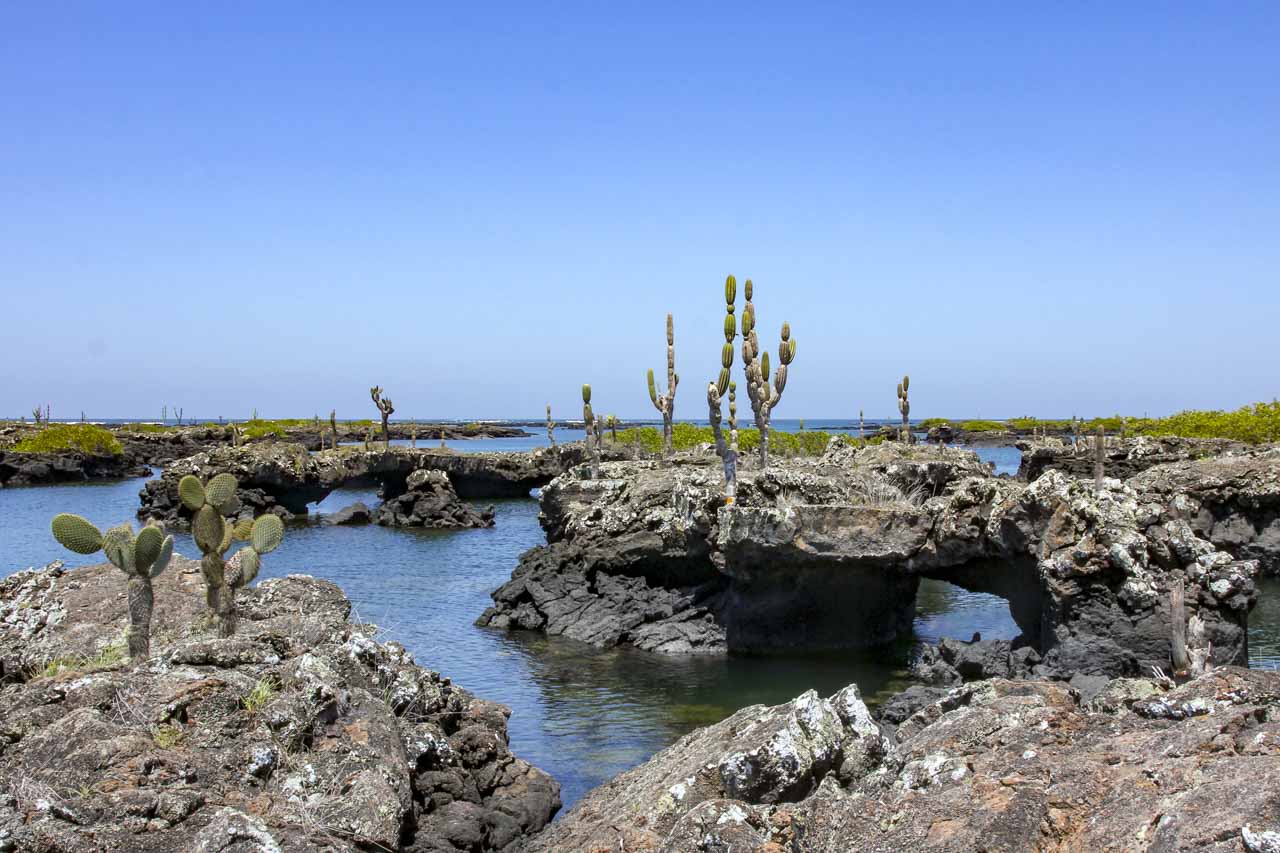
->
11;424;123;456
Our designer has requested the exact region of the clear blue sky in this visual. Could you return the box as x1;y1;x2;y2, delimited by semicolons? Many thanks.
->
3;2;1277;421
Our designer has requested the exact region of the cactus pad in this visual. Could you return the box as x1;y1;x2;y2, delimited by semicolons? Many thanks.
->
178;476;206;512
251;514;285;554
235;547;261;586
134;525;165;571
151;535;175;578
725;275;736;304
232;518;255;541
761;351;771;383
721;342;733;368
647;370;658;403
724;313;736;340
582;384;592;404
102;524;135;572
205;473;238;510
193;506;226;554
50;514;104;555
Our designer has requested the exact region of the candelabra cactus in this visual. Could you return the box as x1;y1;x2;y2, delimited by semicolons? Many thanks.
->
708;275;740;502
329;409;338;450
370;386;395;448
859;409;864;440
582;384;600;478
546;404;556;447
411;417;418;448
896;376;912;444
740;279;796;468
647;313;679;460
178;473;284;637
50;514;174;659
1094;425;1106;493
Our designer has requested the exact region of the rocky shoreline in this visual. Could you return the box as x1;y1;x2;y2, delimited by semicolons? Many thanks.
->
0;558;560;851
532;668;1280;851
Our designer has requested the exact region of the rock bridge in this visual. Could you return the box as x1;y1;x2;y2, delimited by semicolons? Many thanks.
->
137;442;600;526
479;441;1273;678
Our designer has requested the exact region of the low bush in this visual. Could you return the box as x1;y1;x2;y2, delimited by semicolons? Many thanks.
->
12;424;123;456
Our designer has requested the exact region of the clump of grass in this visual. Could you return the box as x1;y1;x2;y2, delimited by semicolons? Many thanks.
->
12;424;123;456
152;723;183;748
243;678;277;713
34;638;127;680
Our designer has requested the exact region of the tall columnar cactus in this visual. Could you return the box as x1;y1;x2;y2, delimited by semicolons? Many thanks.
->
1094;425;1106;494
647;314;679;460
740;279;797;468
50;514;174;659
708;275;739;502
1120;415;1128;441
411;417;418;448
546;404;556;447
896;375;912;444
370;386;395;449
329;409;338;450
178;473;284;637
582;384;600;478
859;409;864;440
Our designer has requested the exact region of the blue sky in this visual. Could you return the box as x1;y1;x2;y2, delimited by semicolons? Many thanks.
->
2;3;1277;420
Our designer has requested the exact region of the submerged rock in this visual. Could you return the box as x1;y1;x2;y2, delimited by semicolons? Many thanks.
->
0;559;559;851
323;500;372;525
536;669;1280;852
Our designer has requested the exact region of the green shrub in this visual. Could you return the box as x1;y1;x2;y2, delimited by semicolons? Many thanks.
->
1122;401;1280;444
610;424;866;457
119;423;174;434
956;420;1007;432
13;424;123;456
242;421;287;439
1007;417;1073;432
918;418;951;429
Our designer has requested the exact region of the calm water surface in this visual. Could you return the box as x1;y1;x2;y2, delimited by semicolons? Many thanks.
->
2;439;1272;808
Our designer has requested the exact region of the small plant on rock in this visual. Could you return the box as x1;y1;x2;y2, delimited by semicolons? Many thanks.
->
50;515;174;659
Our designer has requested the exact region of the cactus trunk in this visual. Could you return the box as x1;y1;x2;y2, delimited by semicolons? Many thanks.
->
1094;425;1106;493
647;314;679;461
546;405;556;447
126;576;155;659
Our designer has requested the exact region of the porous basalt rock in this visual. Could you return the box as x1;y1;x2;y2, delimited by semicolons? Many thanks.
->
376;469;495;529
0;559;559;851
1017;434;1253;482
534;669;1280;852
138;442;620;528
481;441;1263;677
0;449;149;487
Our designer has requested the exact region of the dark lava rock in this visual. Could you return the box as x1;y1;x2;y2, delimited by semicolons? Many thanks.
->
324;500;372;525
482;441;1262;681
0;449;148;487
533;670;1280;852
376;470;495;529
0;559;559;851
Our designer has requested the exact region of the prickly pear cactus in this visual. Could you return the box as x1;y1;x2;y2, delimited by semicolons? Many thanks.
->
582;384;600;478
179;473;284;637
49;513;175;659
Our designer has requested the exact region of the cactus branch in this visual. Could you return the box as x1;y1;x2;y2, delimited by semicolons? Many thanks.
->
646;313;679;460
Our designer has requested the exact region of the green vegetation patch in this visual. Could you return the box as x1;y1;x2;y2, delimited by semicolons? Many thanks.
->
12;424;123;456
610;423;867;457
955;420;1008;433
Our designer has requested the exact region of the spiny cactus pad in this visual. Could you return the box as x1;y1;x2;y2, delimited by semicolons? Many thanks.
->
193;506;226;554
151;535;174;578
251;515;284;554
235;547;262;586
725;275;736;303
582;384;592;404
134;525;165;570
205;473;238;510
178;476;206;512
50;514;104;555
232;518;255;541
102;524;135;571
